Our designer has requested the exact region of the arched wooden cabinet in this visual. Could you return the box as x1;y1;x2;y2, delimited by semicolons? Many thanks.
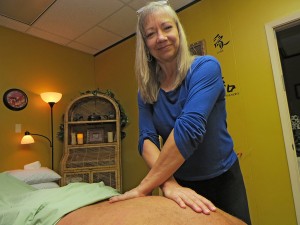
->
60;93;122;192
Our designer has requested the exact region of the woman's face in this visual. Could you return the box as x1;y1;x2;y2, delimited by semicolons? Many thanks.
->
143;11;179;64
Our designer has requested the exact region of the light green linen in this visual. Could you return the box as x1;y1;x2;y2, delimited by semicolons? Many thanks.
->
0;173;36;195
0;173;119;225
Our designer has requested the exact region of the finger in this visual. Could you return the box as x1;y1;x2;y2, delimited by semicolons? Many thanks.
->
190;199;210;214
173;195;187;209
180;195;204;213
188;195;217;214
180;191;213;214
198;196;217;211
109;194;130;203
109;196;122;203
181;189;216;214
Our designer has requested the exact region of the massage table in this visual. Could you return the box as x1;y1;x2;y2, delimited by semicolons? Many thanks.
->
0;173;246;225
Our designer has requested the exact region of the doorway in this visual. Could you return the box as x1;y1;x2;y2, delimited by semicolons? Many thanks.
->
277;23;300;158
265;13;300;224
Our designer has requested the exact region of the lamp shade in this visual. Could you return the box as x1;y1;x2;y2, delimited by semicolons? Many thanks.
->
40;92;62;103
21;133;35;144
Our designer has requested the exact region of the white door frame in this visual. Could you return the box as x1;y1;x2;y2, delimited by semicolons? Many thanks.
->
265;13;300;224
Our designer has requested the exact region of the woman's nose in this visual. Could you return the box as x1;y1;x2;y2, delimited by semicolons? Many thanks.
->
157;30;167;42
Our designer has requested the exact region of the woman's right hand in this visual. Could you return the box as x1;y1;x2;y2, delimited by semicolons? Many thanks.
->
109;186;147;203
161;179;216;214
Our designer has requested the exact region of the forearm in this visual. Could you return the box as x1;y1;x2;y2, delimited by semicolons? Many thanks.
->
138;130;185;194
142;139;161;168
142;139;180;192
110;130;215;214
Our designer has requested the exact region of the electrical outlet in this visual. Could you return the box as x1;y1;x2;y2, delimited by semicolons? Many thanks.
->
15;124;21;133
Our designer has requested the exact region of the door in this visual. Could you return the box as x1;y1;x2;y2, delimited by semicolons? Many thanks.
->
265;13;300;224
277;23;300;158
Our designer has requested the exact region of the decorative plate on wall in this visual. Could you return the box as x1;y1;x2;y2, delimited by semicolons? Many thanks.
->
3;88;28;111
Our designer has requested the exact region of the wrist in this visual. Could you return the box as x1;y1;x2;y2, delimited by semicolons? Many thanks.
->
160;177;178;190
138;179;154;195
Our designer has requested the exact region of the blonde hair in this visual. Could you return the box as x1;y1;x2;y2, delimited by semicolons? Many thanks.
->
135;1;195;104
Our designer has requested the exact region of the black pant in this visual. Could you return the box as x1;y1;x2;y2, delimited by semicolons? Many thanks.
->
175;159;252;225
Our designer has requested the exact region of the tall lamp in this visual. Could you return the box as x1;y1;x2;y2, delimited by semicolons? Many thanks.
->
21;92;62;169
40;92;62;169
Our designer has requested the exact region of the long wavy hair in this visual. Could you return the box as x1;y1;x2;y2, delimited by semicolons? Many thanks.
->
135;1;195;104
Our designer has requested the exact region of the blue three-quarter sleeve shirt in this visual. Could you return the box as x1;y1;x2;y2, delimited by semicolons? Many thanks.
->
138;56;237;181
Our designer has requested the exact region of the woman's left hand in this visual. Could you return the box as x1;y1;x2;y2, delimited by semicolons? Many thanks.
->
161;179;216;214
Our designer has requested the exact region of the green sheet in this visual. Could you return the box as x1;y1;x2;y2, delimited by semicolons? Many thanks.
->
0;173;119;225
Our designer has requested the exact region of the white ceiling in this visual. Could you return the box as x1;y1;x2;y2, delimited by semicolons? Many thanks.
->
0;0;198;56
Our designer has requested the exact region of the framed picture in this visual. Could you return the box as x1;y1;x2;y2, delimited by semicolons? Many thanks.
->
295;84;300;99
87;128;104;143
3;88;28;111
189;39;206;56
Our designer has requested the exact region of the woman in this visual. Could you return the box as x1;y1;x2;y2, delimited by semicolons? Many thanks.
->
110;1;251;224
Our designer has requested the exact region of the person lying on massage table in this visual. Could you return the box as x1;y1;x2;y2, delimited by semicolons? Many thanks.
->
58;196;246;225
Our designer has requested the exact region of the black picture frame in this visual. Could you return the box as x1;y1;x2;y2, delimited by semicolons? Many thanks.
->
3;88;28;111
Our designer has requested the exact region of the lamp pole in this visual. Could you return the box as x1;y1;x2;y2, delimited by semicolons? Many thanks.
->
40;92;62;170
49;102;55;170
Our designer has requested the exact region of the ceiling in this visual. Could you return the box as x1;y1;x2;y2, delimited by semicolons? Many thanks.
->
0;0;198;56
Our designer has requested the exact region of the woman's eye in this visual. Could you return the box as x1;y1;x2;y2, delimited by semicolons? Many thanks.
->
146;32;155;38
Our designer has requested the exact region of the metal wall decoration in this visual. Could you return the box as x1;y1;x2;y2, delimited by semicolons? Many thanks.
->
214;34;230;53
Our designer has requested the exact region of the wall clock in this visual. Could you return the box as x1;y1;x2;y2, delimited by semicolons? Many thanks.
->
3;88;28;111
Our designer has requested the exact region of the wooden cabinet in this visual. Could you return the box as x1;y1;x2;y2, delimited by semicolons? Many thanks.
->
60;93;122;192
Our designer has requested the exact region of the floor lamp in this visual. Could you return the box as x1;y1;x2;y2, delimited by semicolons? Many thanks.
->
21;92;62;169
40;92;62;169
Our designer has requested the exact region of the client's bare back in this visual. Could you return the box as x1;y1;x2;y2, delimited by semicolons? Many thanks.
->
58;196;246;225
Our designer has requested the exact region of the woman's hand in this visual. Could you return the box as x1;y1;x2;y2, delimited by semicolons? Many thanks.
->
161;179;216;214
109;186;147;203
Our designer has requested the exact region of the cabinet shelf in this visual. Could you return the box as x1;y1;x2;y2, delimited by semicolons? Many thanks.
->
60;94;122;192
67;142;117;148
68;120;117;124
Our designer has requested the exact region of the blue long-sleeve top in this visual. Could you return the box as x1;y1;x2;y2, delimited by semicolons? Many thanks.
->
138;55;237;181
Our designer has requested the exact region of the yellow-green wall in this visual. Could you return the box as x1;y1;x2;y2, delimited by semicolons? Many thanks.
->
0;0;300;224
0;26;95;172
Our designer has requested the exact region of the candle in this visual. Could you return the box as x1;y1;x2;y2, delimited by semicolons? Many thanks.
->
77;133;83;144
71;133;76;145
107;132;113;143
